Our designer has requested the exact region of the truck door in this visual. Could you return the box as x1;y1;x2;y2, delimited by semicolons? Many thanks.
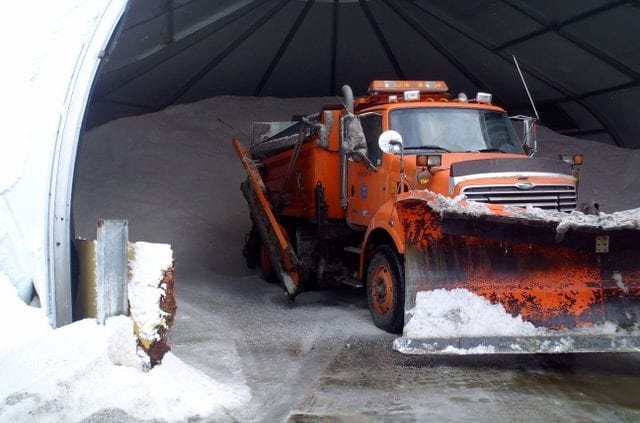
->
346;112;383;227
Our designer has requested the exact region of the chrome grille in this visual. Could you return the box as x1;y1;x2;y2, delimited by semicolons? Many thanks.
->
461;184;577;212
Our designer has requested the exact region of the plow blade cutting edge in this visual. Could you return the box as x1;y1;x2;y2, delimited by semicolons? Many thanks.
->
392;193;640;354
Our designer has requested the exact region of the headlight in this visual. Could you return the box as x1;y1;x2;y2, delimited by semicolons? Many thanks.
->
416;154;442;167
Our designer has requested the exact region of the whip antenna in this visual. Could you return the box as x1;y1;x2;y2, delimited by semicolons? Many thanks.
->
513;55;540;121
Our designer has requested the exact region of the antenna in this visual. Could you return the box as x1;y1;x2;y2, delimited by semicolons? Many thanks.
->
513;55;540;121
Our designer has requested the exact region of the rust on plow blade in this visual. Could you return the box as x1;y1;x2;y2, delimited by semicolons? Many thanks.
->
394;196;640;354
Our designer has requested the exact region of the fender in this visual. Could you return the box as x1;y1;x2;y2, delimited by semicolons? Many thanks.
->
359;199;405;278
360;192;454;277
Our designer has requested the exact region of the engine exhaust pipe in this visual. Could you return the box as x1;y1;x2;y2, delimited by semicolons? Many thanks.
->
342;85;354;114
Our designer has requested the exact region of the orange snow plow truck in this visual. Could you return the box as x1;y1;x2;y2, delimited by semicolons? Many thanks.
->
233;80;640;354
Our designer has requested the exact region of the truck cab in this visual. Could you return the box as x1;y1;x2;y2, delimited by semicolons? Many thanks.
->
345;80;579;229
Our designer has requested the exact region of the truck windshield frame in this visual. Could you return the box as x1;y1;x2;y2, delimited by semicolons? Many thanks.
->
389;107;523;154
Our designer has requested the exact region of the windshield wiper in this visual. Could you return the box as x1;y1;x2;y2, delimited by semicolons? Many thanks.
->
475;148;505;153
403;145;451;152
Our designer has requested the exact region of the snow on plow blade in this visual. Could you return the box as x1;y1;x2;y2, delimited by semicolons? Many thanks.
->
393;192;640;354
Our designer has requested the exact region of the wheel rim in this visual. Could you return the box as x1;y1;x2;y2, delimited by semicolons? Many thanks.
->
370;263;394;315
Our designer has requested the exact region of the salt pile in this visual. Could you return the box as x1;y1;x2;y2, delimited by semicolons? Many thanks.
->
75;96;333;276
535;126;640;213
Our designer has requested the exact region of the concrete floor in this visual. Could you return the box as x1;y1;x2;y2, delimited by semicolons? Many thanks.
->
170;267;640;422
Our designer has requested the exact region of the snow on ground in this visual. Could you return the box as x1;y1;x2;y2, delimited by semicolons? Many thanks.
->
0;272;250;421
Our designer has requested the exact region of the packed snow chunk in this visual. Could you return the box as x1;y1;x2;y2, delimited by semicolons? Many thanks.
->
428;193;489;217
105;315;143;369
128;242;174;347
442;345;497;355
506;204;640;236
0;271;51;351
404;288;540;338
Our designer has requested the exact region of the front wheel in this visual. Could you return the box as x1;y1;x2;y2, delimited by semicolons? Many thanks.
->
259;243;277;283
366;245;405;334
242;224;277;283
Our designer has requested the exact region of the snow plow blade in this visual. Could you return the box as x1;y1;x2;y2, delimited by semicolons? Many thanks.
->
233;139;302;298
393;191;640;355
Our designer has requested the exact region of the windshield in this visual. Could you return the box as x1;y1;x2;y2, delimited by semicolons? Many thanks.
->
389;107;522;153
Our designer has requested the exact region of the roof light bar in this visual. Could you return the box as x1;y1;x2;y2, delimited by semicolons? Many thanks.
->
369;80;449;94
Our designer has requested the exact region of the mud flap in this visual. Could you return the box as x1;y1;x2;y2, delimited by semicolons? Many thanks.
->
394;196;640;354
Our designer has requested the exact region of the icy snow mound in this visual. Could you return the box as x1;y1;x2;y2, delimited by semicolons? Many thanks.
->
0;272;250;422
403;288;540;338
0;272;52;350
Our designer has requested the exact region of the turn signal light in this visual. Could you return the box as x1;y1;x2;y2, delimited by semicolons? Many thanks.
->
573;154;584;165
560;154;584;165
417;169;431;185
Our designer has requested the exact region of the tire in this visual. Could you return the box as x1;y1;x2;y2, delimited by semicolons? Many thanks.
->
259;243;277;283
243;225;260;269
243;224;277;283
366;245;405;334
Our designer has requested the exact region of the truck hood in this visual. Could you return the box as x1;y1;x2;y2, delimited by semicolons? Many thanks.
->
451;157;573;178
447;158;577;212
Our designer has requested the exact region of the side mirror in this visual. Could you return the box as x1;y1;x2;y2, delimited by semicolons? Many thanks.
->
522;117;537;156
510;115;538;156
378;130;403;154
